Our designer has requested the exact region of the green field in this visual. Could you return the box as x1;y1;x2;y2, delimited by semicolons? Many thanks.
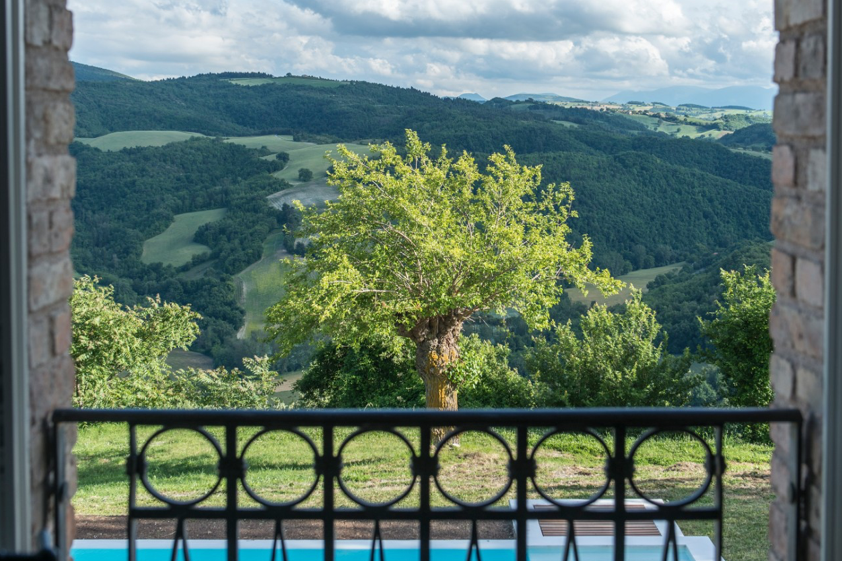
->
234;231;291;337
73;423;774;560
227;76;349;88
275;369;304;404
568;263;684;307
274;142;370;184
141;208;226;267
224;134;314;153
75;130;206;151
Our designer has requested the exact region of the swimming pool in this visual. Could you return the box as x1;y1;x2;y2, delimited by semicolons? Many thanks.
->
71;540;707;561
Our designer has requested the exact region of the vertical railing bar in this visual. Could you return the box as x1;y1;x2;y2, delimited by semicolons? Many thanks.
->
714;425;724;561
324;424;335;561
226;423;238;561
128;423;138;561
613;425;626;561
515;426;528;561
53;420;66;561
790;419;803;560
419;424;431;561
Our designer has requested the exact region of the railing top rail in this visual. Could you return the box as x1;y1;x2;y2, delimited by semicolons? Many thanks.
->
52;406;802;426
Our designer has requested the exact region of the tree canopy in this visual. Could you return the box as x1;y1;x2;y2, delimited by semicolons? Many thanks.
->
267;130;619;417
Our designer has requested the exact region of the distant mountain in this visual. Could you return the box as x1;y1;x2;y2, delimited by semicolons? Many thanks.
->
505;93;586;103
72;61;136;82
603;86;776;111
457;93;487;103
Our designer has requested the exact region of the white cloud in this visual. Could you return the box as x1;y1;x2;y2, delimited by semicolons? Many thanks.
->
68;0;776;100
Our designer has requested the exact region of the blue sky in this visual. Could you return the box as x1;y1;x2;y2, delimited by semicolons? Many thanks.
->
68;0;776;101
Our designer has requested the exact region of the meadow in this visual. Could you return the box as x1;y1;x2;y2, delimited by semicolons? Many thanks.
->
141;208;226;267
567;263;684;307
234;231;291;338
73;422;774;561
75;130;206;151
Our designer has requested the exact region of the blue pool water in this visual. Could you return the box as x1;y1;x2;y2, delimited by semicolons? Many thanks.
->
71;546;696;561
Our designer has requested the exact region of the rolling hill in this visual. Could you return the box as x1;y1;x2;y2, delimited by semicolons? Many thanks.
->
603;85;776;111
72;61;136;82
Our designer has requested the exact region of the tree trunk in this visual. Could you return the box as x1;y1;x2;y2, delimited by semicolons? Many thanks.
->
408;316;463;444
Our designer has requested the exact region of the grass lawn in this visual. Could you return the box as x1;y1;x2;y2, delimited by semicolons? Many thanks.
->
234;231;291;337
567;263;684;307
141;209;226;267
75;130;206;151
73;423;774;560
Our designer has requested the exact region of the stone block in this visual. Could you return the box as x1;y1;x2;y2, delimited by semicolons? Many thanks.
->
790;0;824;26
808;148;826;192
51;303;72;356
796;257;823;308
28;209;50;258
28;313;50;369
43;99;75;146
50;204;74;253
772;144;796;188
774;92;826;138
796;365;822;409
25;47;74;92
770;196;825;251
771;247;795;296
769;301;824;360
768;500;788;559
25;0;50;47
770;354;795;399
775;40;796;83
50;6;73;51
799;34;825;80
28;255;74;312
27;155;75;203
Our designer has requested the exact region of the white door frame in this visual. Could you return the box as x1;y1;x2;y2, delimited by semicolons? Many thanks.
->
0;0;31;551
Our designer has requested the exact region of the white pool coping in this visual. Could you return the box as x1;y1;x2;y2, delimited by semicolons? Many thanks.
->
73;537;719;561
508;499;719;561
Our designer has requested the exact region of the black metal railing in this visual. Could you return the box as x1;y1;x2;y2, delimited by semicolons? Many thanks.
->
51;408;803;561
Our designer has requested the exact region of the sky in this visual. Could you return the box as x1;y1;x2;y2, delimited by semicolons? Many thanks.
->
67;0;777;101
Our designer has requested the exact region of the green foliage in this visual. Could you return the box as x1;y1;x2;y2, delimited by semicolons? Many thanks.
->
717;123;776;152
71;275;199;408
266;130;617;357
526;291;698;407
700;266;775;409
297;167;314;181
295;335;539;409
70;276;280;409
643;241;772;353
276;151;290;165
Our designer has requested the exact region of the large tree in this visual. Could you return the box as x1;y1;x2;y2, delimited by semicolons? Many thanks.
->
266;130;618;419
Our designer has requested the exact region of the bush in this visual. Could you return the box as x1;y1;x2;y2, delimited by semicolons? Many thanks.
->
526;291;699;407
298;167;313;182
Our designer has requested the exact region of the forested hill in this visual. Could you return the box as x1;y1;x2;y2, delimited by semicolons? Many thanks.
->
72;71;773;271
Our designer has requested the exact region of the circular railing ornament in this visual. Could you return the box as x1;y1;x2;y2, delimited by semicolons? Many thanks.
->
240;428;321;508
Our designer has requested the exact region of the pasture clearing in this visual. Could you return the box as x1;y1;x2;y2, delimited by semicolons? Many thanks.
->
141;208;225;267
234;231;291;338
224;134;313;153
273;142;370;184
73;423;773;560
227;76;349;88
75;130;206;151
567;263;684;307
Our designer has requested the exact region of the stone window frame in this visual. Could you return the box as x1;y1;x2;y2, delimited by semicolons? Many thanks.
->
0;0;32;551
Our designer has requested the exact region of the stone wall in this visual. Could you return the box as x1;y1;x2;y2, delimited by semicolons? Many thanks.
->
770;0;827;559
24;0;76;549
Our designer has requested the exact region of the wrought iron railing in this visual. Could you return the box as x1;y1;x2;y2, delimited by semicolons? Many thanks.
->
51;408;803;561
